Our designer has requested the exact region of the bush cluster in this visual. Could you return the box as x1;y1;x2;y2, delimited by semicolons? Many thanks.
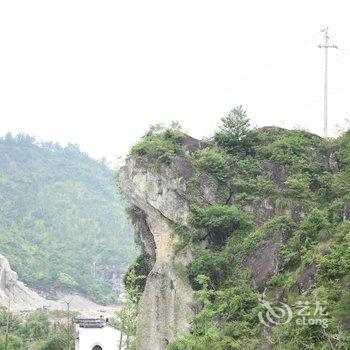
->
130;123;185;164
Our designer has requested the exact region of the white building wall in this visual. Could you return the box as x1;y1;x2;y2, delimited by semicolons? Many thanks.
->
75;325;122;350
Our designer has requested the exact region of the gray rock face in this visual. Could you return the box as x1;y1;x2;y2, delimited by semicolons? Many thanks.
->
297;263;316;293
243;198;276;224
129;205;157;260
121;158;190;227
344;203;350;221
245;234;282;292
328;152;339;173
0;254;47;311
0;255;125;316
119;158;195;350
262;161;292;188
96;264;125;297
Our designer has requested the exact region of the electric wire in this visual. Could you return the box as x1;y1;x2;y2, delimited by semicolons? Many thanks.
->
191;32;320;111
284;82;350;117
251;54;350;107
338;48;350;54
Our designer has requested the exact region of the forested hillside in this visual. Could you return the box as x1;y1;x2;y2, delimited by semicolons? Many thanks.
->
120;110;350;349
0;133;135;304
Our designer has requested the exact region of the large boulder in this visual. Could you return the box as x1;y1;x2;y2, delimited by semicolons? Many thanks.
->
0;254;48;311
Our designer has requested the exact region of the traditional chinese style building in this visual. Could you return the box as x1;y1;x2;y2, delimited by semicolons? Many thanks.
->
74;317;121;350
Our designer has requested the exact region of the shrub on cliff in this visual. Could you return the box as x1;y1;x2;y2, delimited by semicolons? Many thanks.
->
320;223;350;280
281;208;332;268
284;173;311;200
195;148;230;183
130;122;185;164
338;129;350;168
188;249;230;289
260;129;325;173
123;253;153;299
214;106;260;155
190;205;252;246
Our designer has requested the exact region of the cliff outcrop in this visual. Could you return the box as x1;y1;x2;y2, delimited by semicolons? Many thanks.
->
0;254;47;311
120;123;350;349
119;147;198;350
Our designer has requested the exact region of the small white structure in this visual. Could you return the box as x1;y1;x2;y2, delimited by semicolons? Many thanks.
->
75;317;122;350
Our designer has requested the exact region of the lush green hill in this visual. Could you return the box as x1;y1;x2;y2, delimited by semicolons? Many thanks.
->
0;133;135;304
123;110;350;349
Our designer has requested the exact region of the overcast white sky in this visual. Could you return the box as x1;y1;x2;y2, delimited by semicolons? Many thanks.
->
1;1;349;163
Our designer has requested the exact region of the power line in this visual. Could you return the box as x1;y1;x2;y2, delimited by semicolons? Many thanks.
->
284;82;350;118
251;54;350;108
192;31;320;111
338;48;350;54
252;67;322;108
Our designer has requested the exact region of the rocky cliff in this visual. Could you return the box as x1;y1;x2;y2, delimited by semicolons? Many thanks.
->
119;122;350;349
119;145;199;350
0;254;120;318
0;254;47;311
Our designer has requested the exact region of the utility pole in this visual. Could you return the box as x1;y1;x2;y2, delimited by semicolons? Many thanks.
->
118;329;123;350
5;299;10;350
91;262;96;279
319;26;337;138
66;299;72;350
59;296;74;350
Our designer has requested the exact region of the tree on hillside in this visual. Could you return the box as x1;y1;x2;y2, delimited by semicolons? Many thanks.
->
214;106;258;155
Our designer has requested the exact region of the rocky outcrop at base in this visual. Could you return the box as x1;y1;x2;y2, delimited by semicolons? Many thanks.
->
0;254;48;311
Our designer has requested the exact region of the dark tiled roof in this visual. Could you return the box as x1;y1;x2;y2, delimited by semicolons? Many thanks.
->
75;317;107;328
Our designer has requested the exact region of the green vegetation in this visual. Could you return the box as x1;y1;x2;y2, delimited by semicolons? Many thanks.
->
123;253;153;299
195;148;230;183
130;122;185;165
189;205;252;247
116;258;145;350
0;133;136;304
0;308;75;350
213;105;259;156
127;107;350;349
